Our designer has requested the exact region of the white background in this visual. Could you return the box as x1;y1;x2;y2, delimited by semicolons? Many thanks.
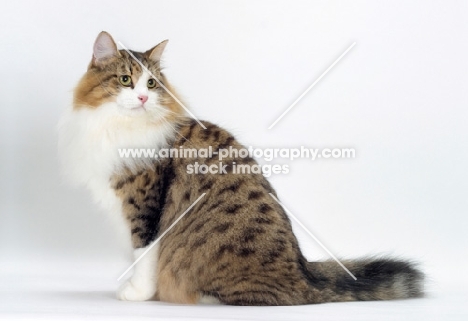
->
1;0;467;320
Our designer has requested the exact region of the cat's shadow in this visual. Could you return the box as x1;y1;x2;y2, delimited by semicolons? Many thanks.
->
55;290;116;301
56;291;164;303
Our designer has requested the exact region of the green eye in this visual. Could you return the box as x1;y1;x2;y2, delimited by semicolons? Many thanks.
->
119;75;132;87
147;78;157;88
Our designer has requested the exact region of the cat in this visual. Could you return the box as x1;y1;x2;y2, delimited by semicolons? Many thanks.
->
58;31;424;305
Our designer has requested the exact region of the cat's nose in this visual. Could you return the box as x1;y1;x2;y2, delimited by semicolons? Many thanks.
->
138;95;148;104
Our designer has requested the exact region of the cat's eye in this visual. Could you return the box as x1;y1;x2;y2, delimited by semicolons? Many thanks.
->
147;78;157;88
119;75;132;87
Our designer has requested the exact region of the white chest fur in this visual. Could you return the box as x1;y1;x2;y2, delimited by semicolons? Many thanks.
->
58;103;175;213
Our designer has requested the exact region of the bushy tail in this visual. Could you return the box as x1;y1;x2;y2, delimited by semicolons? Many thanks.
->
304;258;424;302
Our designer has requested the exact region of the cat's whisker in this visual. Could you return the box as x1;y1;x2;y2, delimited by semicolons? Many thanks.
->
151;104;180;116
157;113;197;147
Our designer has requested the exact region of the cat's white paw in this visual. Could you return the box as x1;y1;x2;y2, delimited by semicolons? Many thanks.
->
198;295;221;305
117;280;156;301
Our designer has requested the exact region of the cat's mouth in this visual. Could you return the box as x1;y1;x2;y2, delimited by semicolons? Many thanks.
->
129;105;146;112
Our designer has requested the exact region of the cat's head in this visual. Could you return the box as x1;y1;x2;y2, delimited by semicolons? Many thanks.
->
73;31;184;121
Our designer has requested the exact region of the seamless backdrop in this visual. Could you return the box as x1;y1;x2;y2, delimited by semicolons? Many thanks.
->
0;1;467;320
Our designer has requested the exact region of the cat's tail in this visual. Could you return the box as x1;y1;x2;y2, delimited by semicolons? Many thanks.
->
303;257;424;303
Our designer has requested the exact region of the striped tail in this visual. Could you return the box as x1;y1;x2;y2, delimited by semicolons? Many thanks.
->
304;258;424;302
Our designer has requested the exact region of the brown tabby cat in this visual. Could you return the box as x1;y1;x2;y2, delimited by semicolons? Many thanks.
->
58;31;424;305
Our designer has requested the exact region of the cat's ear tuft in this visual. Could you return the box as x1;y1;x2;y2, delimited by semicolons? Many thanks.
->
146;40;169;62
92;31;120;65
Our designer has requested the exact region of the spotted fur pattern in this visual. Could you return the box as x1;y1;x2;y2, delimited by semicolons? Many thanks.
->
60;31;424;306
112;120;424;305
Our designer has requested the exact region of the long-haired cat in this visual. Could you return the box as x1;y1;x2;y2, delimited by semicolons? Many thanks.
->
58;31;423;305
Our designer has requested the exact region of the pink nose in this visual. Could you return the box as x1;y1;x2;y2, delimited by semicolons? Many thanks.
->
138;95;148;104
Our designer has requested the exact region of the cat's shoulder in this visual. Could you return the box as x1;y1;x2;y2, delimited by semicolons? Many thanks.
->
175;119;238;149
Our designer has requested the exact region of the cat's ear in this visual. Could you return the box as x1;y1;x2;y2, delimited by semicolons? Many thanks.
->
92;31;120;65
145;40;169;62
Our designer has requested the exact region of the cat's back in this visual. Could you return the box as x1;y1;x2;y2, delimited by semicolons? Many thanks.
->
156;119;312;305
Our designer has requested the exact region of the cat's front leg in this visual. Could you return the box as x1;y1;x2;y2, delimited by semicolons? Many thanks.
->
117;242;159;301
112;169;164;301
